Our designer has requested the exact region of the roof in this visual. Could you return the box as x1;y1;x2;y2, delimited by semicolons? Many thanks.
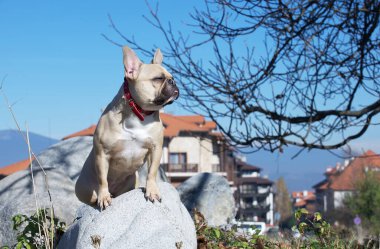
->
313;150;380;191
291;191;315;199
237;160;261;172
61;113;218;140
160;113;217;137
240;177;273;185
0;158;33;176
294;200;307;207
62;125;96;140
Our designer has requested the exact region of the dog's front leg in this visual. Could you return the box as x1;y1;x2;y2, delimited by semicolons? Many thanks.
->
145;141;162;202
94;144;112;210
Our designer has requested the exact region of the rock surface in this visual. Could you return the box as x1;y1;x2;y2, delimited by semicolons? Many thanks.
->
58;182;196;249
35;136;93;181
0;168;81;246
0;136;169;246
177;173;236;227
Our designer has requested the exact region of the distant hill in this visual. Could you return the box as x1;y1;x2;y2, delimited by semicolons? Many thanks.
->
0;130;58;167
245;146;345;192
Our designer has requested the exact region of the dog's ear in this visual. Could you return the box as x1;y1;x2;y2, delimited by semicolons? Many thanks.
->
123;46;142;80
151;48;163;65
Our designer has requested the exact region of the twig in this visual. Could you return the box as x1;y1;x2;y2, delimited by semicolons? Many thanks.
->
26;124;42;241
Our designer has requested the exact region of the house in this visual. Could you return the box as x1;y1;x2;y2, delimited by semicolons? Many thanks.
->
236;160;274;225
158;113;233;186
291;190;316;213
313;150;380;213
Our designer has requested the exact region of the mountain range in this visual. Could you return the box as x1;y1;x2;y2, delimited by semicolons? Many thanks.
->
0;130;58;167
0;129;353;192
245;146;345;192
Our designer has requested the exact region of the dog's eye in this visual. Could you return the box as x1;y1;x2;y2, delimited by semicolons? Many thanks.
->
153;77;165;81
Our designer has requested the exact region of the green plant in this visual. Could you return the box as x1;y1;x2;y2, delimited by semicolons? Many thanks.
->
194;209;280;249
344;171;380;236
1;208;66;249
293;209;331;244
291;208;357;248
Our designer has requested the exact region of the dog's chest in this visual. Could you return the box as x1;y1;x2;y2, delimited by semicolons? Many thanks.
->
109;122;154;173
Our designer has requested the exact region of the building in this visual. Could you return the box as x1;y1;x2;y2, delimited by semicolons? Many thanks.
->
236;160;274;225
291;190;316;213
313;150;380;213
158;113;234;186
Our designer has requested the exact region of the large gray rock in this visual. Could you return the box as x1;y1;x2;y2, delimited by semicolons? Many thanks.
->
34;136;93;181
0;168;81;246
0;136;169;246
177;173;236;227
58;182;196;249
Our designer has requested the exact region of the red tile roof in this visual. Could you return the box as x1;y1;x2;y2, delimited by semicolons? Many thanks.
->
314;150;380;191
0;158;33;176
291;191;316;199
160;113;217;137
294;200;307;207
62;125;96;140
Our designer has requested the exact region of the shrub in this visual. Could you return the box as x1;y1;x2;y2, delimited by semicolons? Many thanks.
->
1;208;66;249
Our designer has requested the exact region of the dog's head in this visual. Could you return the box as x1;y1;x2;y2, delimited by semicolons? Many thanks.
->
122;46;179;111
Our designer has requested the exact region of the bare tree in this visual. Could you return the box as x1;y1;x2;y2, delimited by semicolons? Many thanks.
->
104;0;380;152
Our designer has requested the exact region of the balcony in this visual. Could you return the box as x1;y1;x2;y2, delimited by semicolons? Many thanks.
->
240;204;271;215
161;163;198;173
239;190;270;198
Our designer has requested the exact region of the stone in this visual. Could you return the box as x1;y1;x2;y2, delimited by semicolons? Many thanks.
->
0;167;81;246
177;173;236;227
34;136;93;181
58;182;196;249
0;136;169;246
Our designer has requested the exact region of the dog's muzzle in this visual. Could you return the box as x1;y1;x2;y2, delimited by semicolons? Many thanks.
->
154;78;179;106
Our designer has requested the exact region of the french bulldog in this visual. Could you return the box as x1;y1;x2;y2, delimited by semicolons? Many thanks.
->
75;46;179;209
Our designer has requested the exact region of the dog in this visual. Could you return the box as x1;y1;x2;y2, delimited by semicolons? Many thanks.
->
75;46;179;209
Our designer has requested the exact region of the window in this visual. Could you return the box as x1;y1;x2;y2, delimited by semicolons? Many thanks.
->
169;153;187;164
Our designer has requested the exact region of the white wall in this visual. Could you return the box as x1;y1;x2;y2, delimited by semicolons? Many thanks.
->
333;191;352;208
266;192;274;225
169;136;200;165
167;136;220;172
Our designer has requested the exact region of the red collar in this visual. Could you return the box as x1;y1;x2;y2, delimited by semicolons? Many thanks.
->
123;78;154;121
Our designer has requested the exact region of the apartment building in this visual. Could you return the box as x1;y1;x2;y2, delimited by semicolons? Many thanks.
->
236;160;274;225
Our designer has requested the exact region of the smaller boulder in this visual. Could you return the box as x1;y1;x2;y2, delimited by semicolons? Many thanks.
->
0;168;81;246
58;182;196;249
177;173;236;227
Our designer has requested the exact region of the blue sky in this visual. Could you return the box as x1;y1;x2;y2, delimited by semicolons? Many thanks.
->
0;0;194;139
1;0;379;153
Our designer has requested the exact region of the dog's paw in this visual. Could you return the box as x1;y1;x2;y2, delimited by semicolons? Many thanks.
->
145;180;161;203
97;189;112;210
